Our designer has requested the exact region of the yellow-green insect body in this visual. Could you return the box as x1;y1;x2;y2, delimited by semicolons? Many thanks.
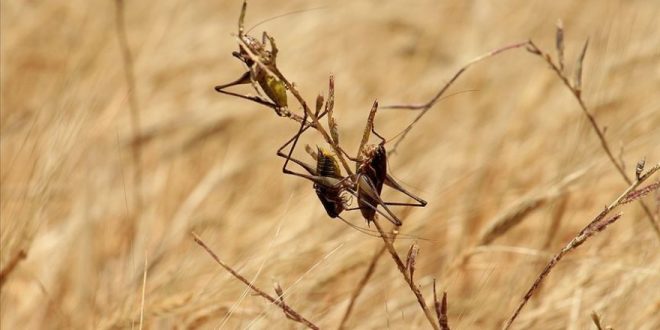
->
261;73;288;108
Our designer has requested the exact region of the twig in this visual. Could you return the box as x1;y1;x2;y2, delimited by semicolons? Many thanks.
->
503;163;660;330
337;244;388;330
621;181;660;204
192;233;319;330
114;0;143;216
236;37;355;178
382;41;529;154
372;220;440;330
525;40;660;240
432;280;450;330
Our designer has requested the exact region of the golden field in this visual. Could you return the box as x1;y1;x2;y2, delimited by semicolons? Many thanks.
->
1;0;659;329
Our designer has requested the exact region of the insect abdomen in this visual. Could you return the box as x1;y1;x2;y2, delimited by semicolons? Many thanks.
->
358;145;387;222
314;148;344;218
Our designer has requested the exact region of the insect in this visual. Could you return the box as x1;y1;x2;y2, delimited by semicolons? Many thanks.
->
278;95;427;228
214;2;426;230
214;1;291;118
351;101;428;224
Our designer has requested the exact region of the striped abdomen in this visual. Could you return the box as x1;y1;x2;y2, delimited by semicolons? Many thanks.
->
314;148;344;218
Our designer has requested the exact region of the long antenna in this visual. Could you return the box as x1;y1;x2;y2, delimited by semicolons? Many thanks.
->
385;89;479;145
247;6;330;33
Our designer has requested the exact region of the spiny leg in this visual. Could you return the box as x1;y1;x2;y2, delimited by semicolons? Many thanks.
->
276;90;331;172
369;122;425;207
383;174;427;207
344;182;402;226
347;178;427;212
280;106;316;177
278;102;337;187
371;123;386;145
214;70;281;108
263;32;278;60
276;74;335;165
215;71;251;90
366;104;426;207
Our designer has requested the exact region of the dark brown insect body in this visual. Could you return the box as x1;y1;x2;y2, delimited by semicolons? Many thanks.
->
218;4;426;231
313;148;346;218
357;144;387;221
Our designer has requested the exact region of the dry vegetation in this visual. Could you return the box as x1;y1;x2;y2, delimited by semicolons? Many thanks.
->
2;0;660;329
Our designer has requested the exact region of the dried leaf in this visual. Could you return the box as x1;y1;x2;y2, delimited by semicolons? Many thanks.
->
326;76;339;144
315;94;324;118
636;158;646;180
432;282;450;330
405;243;419;279
274;282;284;298
573;38;589;97
555;19;565;72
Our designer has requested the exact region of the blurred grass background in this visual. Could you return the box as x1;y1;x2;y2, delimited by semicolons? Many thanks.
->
1;0;659;329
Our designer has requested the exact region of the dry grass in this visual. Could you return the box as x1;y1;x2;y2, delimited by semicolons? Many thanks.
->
2;0;660;329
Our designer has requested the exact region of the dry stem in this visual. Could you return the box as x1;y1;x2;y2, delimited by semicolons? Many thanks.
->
114;0;143;216
235;37;355;178
433;280;450;330
192;233;319;330
503;163;660;329
372;220;440;330
525;40;660;240
383;41;530;154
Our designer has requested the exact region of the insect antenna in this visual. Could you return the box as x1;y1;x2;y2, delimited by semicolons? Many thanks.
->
384;89;479;147
246;6;330;34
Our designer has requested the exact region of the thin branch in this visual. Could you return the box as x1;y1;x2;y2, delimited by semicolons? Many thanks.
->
433;280;450;330
372;220;440;330
114;0;143;216
383;41;529;154
236;37;355;178
525;40;660;239
503;163;660;329
192;233;319;330
621;181;660;204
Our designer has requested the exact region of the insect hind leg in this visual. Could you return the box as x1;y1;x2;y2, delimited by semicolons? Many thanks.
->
383;174;427;207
